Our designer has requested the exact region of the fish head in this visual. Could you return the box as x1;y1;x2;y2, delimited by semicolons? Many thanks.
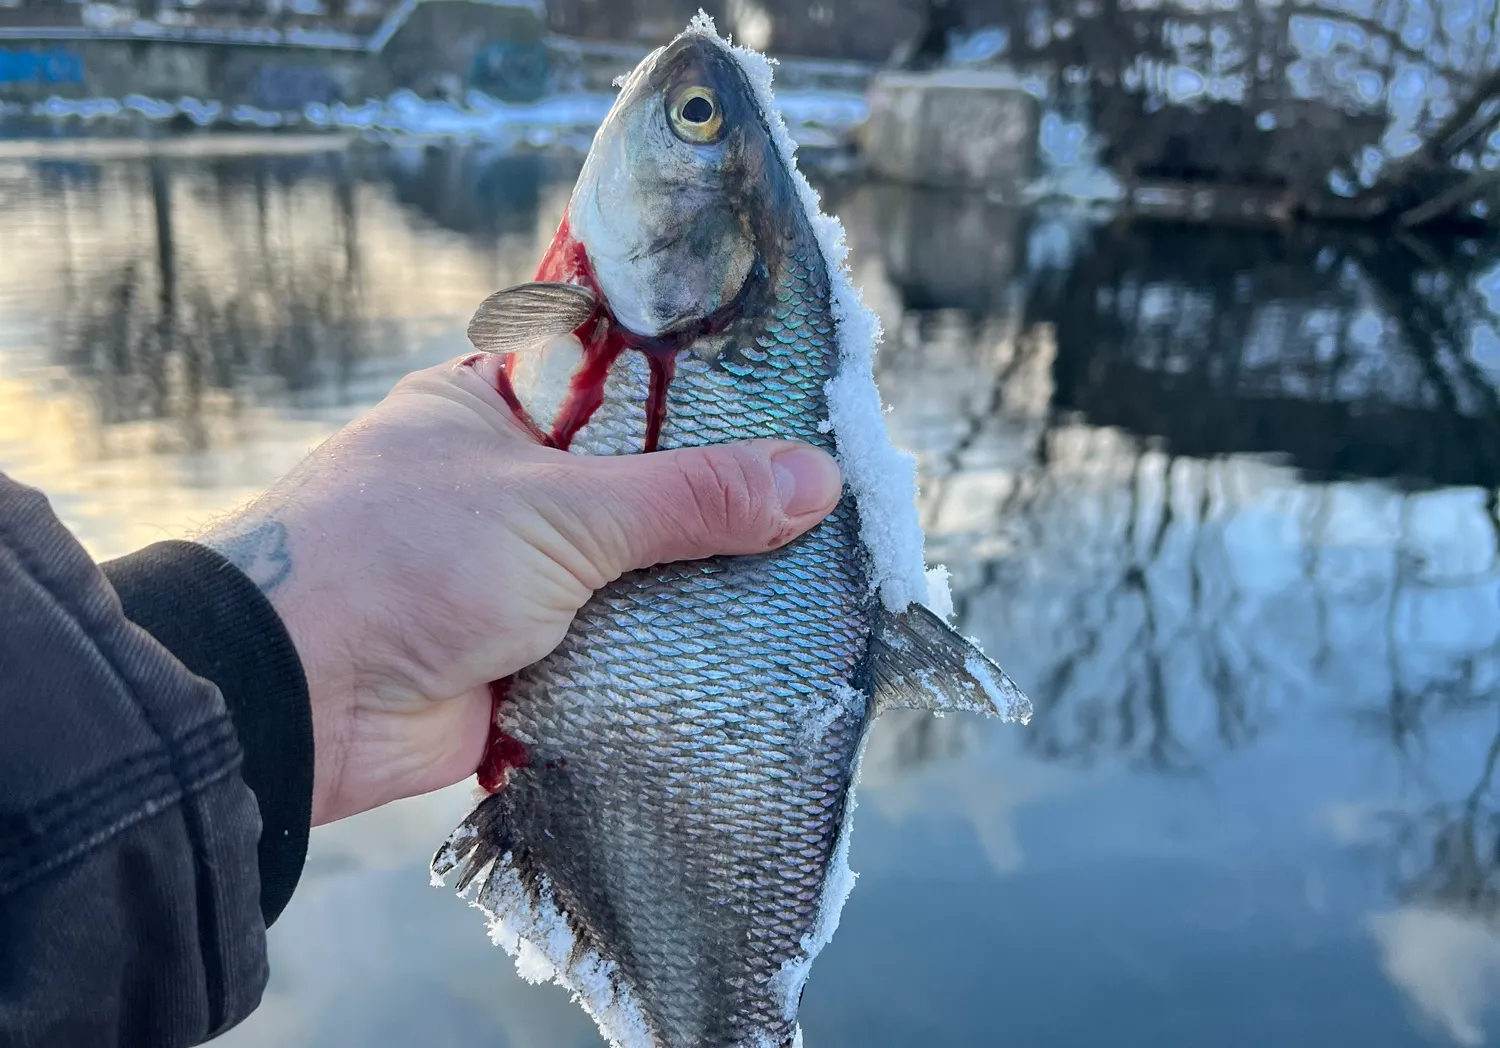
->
465;25;825;454
565;35;776;338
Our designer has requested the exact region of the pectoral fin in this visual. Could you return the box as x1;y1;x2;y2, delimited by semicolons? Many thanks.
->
467;282;600;355
870;603;1032;722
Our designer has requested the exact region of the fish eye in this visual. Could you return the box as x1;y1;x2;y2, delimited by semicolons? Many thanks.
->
668;86;724;143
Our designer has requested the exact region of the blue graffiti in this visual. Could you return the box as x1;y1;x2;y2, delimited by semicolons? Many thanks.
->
0;48;85;86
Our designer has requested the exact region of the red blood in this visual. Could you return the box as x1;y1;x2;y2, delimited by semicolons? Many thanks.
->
471;210;746;783
643;351;678;454
550;316;626;450
476;679;530;794
535;213;594;288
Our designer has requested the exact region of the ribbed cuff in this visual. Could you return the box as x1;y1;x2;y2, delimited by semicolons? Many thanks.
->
101;540;313;927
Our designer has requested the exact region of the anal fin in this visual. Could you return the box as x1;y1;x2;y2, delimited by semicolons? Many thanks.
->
870;603;1032;723
430;790;515;894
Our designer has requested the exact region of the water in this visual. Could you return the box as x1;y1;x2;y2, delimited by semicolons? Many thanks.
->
2;137;1500;1047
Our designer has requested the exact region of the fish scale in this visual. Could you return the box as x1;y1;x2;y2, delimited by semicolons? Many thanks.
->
435;20;1031;1048
454;221;872;1048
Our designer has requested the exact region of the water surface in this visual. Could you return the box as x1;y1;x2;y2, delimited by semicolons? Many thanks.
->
2;139;1499;1047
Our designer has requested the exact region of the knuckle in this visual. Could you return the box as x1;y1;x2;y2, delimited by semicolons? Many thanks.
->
672;445;772;540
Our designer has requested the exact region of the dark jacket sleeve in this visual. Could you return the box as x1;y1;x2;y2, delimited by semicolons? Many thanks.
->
0;473;313;1048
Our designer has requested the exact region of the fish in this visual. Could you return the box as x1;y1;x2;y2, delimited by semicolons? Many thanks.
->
430;15;1031;1048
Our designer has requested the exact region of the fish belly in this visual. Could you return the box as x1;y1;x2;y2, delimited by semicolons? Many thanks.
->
445;239;868;1047
489;501;871;1047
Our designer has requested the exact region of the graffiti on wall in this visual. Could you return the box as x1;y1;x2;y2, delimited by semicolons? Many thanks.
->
0;48;85;86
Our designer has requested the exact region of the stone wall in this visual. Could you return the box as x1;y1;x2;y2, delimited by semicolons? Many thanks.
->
365;0;547;98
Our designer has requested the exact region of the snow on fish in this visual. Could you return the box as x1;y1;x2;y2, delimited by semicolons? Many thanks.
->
431;14;1032;1048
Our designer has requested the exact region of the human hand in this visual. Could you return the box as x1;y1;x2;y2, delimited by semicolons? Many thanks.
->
198;354;843;826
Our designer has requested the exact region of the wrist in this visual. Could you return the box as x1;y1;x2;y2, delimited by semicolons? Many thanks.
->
198;513;349;826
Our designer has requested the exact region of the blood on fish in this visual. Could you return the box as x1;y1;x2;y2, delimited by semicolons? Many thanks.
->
642;351;678;453
471;213;741;781
470;208;755;457
527;209;696;453
550;316;627;451
477;679;529;794
535;212;593;287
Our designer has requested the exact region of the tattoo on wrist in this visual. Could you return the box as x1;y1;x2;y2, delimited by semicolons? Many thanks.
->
207;519;293;595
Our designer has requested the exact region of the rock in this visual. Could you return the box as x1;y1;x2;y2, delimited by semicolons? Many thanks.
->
862;69;1037;189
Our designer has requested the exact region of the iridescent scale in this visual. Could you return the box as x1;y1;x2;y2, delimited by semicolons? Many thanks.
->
488;220;876;1047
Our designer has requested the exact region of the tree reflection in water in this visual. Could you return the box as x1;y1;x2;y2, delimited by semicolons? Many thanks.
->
25;146;560;458
837;189;1500;997
845;184;1500;789
8;149;1500;963
46;154;370;453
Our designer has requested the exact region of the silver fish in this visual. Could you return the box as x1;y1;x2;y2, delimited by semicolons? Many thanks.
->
431;17;1031;1048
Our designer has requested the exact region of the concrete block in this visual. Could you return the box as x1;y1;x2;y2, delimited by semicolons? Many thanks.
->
862;69;1038;189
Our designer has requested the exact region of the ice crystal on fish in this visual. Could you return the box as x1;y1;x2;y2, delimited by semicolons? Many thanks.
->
792;682;866;759
965;652;1032;724
684;11;931;615
437;856;656;1048
768;721;866;1032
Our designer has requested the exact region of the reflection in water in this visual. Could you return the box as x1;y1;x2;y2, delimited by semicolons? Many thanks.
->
54;157;369;450
855;194;1500;777
855;189;1500;1043
2;148;1500;1045
383;145;555;241
868;183;1029;313
1370;907;1500;1047
1034;223;1500;486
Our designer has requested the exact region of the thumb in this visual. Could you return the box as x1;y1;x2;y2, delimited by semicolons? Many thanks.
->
573;439;844;574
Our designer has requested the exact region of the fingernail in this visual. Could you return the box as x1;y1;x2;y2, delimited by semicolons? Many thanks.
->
772;445;842;517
